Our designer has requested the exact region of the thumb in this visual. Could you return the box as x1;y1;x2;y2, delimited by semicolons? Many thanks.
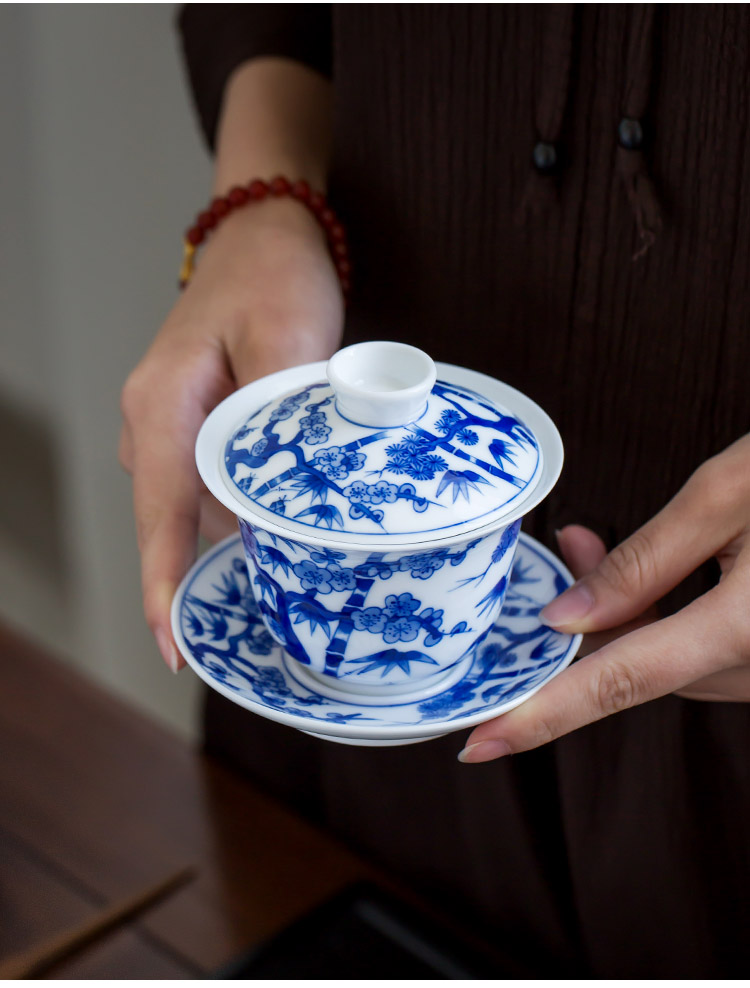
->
554;524;608;580
539;485;716;634
554;524;660;657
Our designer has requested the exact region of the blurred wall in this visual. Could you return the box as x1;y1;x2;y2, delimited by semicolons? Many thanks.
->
0;5;212;739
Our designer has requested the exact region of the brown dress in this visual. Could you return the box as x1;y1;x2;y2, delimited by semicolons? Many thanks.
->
178;5;750;975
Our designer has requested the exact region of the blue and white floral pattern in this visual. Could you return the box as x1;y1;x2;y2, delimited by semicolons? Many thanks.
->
237;515;521;689
223;379;541;538
173;533;580;743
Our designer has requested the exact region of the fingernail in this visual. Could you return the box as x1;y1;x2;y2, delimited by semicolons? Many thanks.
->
457;739;512;764
156;628;180;674
540;583;594;628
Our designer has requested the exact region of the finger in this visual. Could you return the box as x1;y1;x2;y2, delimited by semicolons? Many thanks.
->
676;663;750;702
555;524;660;656
199;488;238;544
132;408;205;672
539;474;741;634
573;607;662;658
459;586;735;762
555;525;607;580
118;421;134;474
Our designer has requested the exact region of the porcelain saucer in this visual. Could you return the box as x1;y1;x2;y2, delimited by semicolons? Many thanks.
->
171;532;582;745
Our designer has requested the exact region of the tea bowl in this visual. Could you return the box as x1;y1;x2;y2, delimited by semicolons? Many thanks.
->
195;341;563;697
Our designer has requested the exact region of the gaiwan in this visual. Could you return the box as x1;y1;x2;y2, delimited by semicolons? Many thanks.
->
195;341;563;697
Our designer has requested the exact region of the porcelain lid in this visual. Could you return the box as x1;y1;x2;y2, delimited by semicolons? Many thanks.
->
218;341;545;543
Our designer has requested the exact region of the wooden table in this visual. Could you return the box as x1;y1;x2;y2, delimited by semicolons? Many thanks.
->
0;622;386;978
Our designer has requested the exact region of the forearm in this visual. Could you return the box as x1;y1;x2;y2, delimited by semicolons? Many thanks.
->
212;57;332;193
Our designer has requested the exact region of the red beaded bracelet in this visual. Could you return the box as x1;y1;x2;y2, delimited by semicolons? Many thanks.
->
179;176;351;301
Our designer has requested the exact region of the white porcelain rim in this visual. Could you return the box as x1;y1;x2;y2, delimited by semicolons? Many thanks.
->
171;531;581;741
196;360;563;551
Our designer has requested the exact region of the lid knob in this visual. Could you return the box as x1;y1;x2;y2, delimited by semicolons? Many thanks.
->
326;341;437;428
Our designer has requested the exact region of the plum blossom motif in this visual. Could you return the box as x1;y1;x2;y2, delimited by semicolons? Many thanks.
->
383;615;420;643
346;593;429;644
269;406;294;422
343;479;428;520
293;559;335;594
311;445;366;480
302;423;332;445
398;550;447;580
352;607;387;633
383;592;421;618
354;558;399;581
292;558;355;595
282;389;311;409
252;666;293;701
343;480;369;504
349;592;424;644
343;479;399;505
326;563;357;592
362;480;399;504
266;388;312;424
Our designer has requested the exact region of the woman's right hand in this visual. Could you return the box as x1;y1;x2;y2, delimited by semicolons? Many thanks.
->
119;197;344;671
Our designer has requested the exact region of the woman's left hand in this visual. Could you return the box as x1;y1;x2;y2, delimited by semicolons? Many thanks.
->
458;434;750;764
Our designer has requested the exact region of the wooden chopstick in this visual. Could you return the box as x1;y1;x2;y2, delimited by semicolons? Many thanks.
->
0;865;196;979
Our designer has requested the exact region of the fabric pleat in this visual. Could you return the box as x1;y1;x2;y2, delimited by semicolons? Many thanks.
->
180;5;750;976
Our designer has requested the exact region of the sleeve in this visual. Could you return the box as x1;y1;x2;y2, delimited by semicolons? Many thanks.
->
176;4;333;152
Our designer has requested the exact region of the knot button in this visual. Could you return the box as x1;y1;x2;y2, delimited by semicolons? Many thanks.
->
618;117;644;150
532;141;558;174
